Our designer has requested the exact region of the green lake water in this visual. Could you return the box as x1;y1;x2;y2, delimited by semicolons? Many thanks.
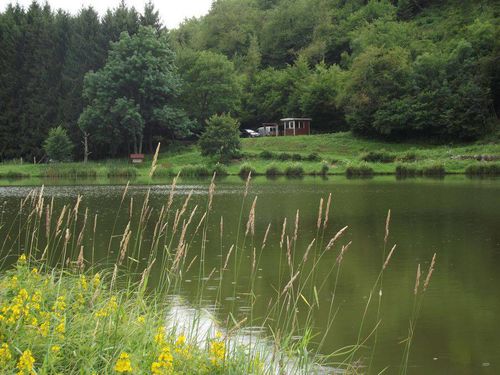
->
0;175;498;374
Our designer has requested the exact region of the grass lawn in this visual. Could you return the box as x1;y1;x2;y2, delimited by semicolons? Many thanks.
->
0;132;498;179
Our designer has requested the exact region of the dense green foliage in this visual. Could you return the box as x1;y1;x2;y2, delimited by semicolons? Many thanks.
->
78;26;193;158
43;126;73;162
199;114;241;162
0;0;498;161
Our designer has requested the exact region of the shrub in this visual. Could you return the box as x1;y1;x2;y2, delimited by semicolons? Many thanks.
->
465;163;500;176
277;153;292;161
285;163;304;177
396;151;418;162
291;153;303;161
360;150;396;163
259;150;275;160
265;163;282;177
212;163;229;176
318;162;329;176
345;163;374;177
151;167;171;178
238;163;256;177
43;126;74;162
107;166;138;178
422;164;445;177
199;114;241;162
180;165;211;177
306;153;322;162
43;166;97;178
0;171;30;178
395;164;421;178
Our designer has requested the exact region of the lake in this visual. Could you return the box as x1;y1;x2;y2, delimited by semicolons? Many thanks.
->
0;175;498;374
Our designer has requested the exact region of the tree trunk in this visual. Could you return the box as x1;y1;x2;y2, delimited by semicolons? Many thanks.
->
82;131;90;163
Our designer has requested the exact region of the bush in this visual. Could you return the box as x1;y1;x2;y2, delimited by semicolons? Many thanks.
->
43;126;74;162
180;165;211;177
396;151;418;162
212;163;229;176
199;114;241;162
465;163;500;176
42;166;98;178
360;150;396;163
285;163;304;177
395;164;420;178
277;153;292;161
238;163;256;177
306;153;322;162
318;162;329;176
265;163;282;177
0;171;31;178
107;166;138;178
151;167;172;178
345;163;374;177
259;150;275;160
422;164;445;177
291;153;303;161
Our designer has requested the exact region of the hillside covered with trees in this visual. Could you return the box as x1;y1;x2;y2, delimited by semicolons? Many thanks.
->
0;0;498;161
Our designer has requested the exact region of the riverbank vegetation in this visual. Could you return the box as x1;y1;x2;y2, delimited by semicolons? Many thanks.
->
1;132;498;178
0;178;436;374
0;1;498;163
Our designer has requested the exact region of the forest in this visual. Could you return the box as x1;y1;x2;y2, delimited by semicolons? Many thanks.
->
0;0;498;161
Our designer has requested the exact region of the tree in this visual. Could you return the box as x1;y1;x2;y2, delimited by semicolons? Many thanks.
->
78;26;193;158
198;114;241;162
176;49;242;128
43;126;73;162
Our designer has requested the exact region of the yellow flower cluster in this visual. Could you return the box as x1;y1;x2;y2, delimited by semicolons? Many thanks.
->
209;333;226;367
114;352;133;373
17;349;35;375
151;346;173;374
0;343;12;366
95;295;118;318
154;326;166;345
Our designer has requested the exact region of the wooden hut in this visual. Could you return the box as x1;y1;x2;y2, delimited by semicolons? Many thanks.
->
280;118;311;136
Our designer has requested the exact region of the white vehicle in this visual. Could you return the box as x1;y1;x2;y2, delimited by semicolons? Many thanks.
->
241;129;260;138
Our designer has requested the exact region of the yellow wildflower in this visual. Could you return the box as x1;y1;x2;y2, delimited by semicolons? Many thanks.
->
17;349;35;374
136;315;145;324
209;338;226;367
31;268;38;276
0;343;12;365
154;326;165;345
56;317;66;338
18;254;27;265
175;335;186;347
151;346;173;374
92;273;101;288
52;296;66;314
114;352;132;373
80;275;88;290
95;296;118;318
10;275;18;288
51;345;61;353
39;320;50;337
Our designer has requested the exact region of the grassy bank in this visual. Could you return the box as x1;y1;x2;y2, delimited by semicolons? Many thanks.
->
1;132;498;179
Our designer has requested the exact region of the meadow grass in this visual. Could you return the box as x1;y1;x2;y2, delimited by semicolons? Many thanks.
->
0;132;498;179
0;173;437;374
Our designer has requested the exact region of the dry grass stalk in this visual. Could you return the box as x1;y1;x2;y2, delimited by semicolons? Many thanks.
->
166;173;180;212
244;171;252;198
383;244;397;270
118;222;132;266
280;218;287;249
110;264;118;290
323;193;332;229
45;203;51;240
384;209;391;245
173;190;193;235
76;208;89;248
193;212;207;237
423;253;436;291
186;255;198;273
414;264;421;295
245;197;258;236
76;246;85;271
261;223;271;250
316;198;324;230
282;270;300;295
293;209;299;244
302;238;316;263
336;241;352;264
208;173;216;211
252;247;256;273
120;181;130;204
223;245;234;270
172;205;198;270
73;194;82;217
139;258;156;289
286;236;292;269
325;225;349;251
149;142;161;177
